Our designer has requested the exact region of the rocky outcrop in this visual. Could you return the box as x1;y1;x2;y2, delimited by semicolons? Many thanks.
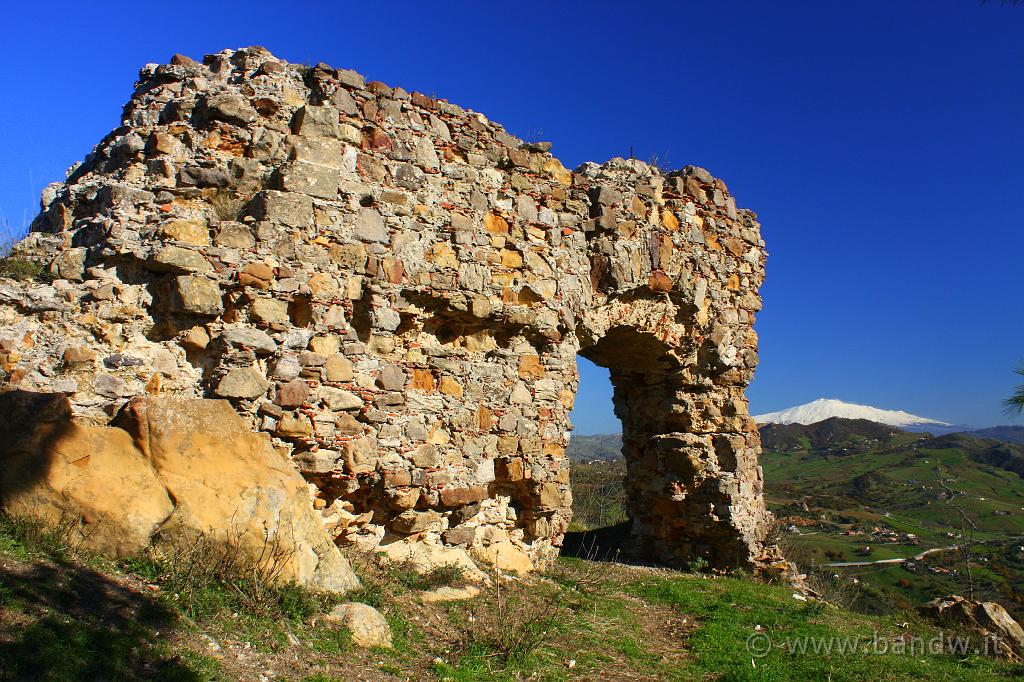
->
0;391;359;592
919;595;1024;660
0;46;783;573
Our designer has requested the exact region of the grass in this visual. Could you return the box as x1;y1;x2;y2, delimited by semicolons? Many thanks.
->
0;513;362;680
122;544;336;624
2;508;1023;681
340;548;470;612
0;515;219;681
384;560;467;592
759;437;1024;616
0;217;46;282
629;572;1023;681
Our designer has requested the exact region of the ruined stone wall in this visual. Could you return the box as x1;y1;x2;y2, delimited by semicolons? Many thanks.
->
0;47;783;574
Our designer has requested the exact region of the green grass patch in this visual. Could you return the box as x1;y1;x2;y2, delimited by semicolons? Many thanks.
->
307;626;353;655
630;573;1023;681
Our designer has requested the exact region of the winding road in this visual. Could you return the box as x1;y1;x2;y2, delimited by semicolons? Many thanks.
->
823;545;959;568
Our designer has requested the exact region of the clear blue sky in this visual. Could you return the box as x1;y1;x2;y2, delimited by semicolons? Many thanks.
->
1;1;1021;431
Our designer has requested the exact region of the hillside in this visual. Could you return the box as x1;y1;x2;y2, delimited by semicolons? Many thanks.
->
568;417;947;461
565;418;1024;463
567;419;1024;619
967;426;1024;445
759;417;917;453
762;425;1024;617
2;514;1021;681
567;433;623;461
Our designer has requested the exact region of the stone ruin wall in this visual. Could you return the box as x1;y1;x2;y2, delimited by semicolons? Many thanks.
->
0;47;784;574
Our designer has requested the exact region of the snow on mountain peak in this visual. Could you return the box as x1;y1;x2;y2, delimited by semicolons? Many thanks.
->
753;398;950;427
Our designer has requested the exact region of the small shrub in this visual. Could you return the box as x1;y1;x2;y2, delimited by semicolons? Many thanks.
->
307;626;352;655
343;579;386;609
278;582;334;622
0;512;89;562
455;570;568;673
122;533;335;627
346;552;466;602
547;555;615;595
390;561;466;591
806;569;861;609
0;255;45;281
0;217;44;282
646;152;673;172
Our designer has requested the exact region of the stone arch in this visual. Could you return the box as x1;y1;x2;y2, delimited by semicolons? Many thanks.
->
578;324;769;569
1;47;790;580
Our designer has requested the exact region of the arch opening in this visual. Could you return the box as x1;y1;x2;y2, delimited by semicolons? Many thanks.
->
562;356;629;562
562;326;765;570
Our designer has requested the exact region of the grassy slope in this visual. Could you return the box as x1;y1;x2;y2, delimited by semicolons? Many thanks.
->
2;516;1023;681
757;420;1024;617
567;427;1024;620
764;444;1024;615
763;441;1024;540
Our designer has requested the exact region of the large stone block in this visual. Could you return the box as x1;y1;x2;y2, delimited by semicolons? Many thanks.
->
292;105;340;139
217;367;269;399
247;190;313;228
174;276;223;315
0;391;173;557
274;160;340;199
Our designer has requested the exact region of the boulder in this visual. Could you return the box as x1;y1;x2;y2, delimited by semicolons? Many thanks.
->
470;540;534;576
0;391;173;557
323;602;392;648
0;391;359;594
377;538;486;582
919;595;1024;660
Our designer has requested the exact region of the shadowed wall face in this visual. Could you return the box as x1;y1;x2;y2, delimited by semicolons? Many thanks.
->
0;47;781;574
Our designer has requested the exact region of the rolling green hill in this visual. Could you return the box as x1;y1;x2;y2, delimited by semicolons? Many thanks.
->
567;419;1024;618
760;420;1024;615
759;417;917;453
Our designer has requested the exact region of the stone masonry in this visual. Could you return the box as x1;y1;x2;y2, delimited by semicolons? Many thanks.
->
0;47;785;574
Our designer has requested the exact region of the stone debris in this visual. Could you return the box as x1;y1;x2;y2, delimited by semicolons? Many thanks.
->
0;45;785;574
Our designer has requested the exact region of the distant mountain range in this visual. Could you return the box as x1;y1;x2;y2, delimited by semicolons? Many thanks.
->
753;398;1024;438
969;426;1024;444
566;402;1024;461
565;432;623;461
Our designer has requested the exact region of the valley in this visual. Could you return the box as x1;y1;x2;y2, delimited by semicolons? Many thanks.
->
566;419;1024;618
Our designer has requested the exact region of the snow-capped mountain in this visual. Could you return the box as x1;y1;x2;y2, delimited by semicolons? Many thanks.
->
753;398;950;428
